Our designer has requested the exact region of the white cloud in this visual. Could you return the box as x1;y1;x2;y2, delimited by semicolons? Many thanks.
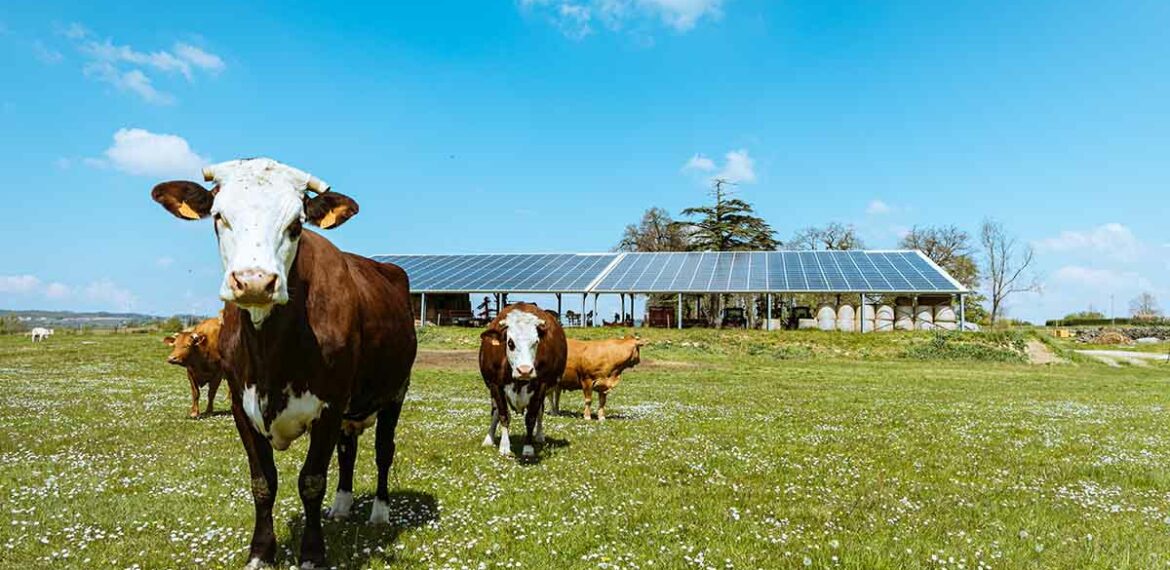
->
682;154;715;172
63;24;224;104
44;283;71;299
682;148;757;185
1036;223;1141;262
93;128;208;178
522;0;722;38
866;199;892;215
33;40;64;64
156;256;175;268
1051;266;1155;292
54;157;72;170
0;275;41;294
84;279;137;311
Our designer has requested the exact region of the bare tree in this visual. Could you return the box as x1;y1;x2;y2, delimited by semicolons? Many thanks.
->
789;222;864;251
1129;292;1162;320
980;219;1039;326
617;207;688;252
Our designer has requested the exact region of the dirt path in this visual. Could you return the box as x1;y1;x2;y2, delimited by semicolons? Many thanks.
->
1026;340;1064;365
1077;349;1169;368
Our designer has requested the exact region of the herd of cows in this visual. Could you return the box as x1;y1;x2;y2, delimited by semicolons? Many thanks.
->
148;158;644;569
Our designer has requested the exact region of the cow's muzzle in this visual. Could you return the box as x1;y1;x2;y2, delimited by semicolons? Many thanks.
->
228;268;278;305
513;364;535;380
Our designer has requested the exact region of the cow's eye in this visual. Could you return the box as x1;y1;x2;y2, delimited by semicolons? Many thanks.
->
507;339;516;351
287;220;302;239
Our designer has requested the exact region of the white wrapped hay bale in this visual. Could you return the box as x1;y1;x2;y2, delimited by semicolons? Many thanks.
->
935;320;957;331
915;304;934;325
836;305;855;332
861;304;876;321
816;303;836;331
858;320;876;333
876;305;895;321
875;319;894;332
797;318;818;330
895;304;914;321
895;317;914;331
934;304;957;323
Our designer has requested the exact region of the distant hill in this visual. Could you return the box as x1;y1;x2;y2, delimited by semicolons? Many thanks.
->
0;309;208;331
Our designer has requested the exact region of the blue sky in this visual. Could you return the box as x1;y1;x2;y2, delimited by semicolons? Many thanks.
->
1;0;1167;322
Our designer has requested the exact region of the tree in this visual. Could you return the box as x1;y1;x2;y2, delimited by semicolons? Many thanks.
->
789;222;865;251
1063;309;1105;321
899;225;985;323
677;179;778;252
980;218;1039;326
1129;292;1162;320
617;207;688;252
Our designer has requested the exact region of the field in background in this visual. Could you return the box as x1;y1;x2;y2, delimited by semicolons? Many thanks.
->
1;329;1169;569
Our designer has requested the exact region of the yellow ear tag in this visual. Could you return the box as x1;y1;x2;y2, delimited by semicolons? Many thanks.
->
318;209;342;229
177;202;201;220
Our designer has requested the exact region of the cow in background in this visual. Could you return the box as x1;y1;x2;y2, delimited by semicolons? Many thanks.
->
30;327;53;342
550;335;646;421
479;303;567;458
164;316;226;418
151;158;417;569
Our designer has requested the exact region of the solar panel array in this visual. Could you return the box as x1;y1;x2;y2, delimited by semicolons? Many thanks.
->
372;251;964;294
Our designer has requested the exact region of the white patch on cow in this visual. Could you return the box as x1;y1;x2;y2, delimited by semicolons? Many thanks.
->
343;413;377;436
503;383;534;413
241;384;327;451
369;498;391;524
328;490;353;519
244;557;271;570
482;407;499;447
522;444;535;457
498;429;513;456
502;310;542;378
206;159;317;325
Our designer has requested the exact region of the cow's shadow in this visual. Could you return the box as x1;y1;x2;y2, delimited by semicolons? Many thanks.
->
280;489;438;568
513;436;570;465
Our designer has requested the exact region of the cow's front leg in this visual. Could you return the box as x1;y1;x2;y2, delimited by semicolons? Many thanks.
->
597;387;608;422
482;399;499;447
549;385;561;415
327;430;358;520
188;372;201;418
206;377;222;415
492;387;513;456
581;379;594;421
230;398;278;569
298;407;341;568
523;384;545;456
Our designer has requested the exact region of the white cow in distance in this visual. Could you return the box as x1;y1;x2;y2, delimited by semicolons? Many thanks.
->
30;327;54;342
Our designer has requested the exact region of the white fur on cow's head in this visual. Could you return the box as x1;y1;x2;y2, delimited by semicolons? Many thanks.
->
500;310;545;380
151;158;358;327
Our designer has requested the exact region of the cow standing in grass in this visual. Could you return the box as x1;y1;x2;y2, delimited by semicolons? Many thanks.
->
151;158;416;570
479;303;566;458
163;316;226;418
550;335;645;420
30;327;53;342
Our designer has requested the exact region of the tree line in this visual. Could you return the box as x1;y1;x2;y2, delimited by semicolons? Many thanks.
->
618;179;1053;326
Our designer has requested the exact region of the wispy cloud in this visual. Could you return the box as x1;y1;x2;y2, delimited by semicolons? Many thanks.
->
1035;223;1142;262
84;279;137;311
59;23;224;104
88;128;208;178
866;200;893;215
521;0;723;39
0;275;42;294
683;148;756;184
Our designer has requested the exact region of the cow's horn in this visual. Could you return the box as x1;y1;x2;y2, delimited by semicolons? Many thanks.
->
202;166;216;182
306;176;330;194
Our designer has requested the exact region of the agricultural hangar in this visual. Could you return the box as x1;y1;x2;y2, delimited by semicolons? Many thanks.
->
373;250;969;332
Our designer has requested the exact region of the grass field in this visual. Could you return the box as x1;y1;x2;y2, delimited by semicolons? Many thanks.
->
2;329;1169;569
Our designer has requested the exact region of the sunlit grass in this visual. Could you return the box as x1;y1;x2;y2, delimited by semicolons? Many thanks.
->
1;330;1169;569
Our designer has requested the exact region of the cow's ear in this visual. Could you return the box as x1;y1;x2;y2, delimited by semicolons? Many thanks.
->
305;192;359;229
152;181;214;220
163;335;176;346
481;328;502;347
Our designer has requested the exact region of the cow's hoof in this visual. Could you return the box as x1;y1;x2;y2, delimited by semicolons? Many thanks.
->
326;490;352;520
498;445;514;457
369;498;391;525
481;434;494;447
522;445;536;457
598;415;606;422
243;558;273;570
189;413;200;420
534;433;546;444
300;561;326;570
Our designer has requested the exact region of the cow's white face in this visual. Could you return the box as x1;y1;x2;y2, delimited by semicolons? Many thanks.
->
151;158;359;326
502;311;544;380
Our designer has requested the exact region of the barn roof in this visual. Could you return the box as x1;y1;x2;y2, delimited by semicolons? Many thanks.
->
372;250;967;295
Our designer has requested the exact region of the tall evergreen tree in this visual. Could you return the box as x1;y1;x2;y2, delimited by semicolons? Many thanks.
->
676;179;777;251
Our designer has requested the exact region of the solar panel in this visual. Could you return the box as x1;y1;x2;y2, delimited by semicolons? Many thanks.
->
373;250;964;294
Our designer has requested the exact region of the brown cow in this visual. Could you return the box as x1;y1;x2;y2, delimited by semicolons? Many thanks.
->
151;158;416;570
550;335;645;421
478;303;567;458
163;316;225;418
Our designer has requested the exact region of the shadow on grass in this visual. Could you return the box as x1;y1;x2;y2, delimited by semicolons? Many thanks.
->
281;489;438;568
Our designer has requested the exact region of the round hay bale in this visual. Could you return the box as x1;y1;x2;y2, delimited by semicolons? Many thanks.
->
861;304;876;321
915;305;934;324
876;305;895;321
895;317;914;331
934;305;957;322
895;304;914;321
797;318;818;330
875;319;894;332
837;305;856;322
858;319;876;333
816;304;836;321
935;321;957;331
916;320;936;331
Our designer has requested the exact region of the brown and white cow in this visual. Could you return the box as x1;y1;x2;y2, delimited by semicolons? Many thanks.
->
151;158;416;570
478;303;566;458
163;316;225;418
550;335;645;421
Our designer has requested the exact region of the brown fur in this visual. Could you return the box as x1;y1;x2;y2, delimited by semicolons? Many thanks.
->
550;336;645;420
478;303;567;455
163;316;226;418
